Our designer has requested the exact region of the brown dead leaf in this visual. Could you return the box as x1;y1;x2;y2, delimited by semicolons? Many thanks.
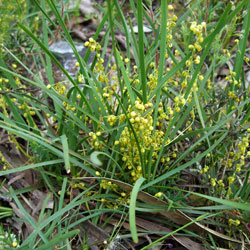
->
9;201;34;235
72;28;87;41
72;214;109;249
135;217;205;250
7;172;25;185
78;177;242;244
105;214;204;250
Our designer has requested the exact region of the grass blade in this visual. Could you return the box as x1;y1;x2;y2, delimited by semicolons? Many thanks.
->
61;135;71;174
129;176;145;243
137;0;147;103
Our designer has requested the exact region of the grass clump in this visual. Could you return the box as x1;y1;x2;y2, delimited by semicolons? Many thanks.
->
0;0;250;249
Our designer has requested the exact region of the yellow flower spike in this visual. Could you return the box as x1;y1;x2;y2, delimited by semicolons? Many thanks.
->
75;62;80;67
95;171;101;176
12;63;17;69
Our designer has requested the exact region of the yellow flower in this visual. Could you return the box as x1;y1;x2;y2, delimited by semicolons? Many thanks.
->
155;192;163;198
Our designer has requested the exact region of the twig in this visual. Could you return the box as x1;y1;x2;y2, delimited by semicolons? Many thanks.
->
0;88;38;95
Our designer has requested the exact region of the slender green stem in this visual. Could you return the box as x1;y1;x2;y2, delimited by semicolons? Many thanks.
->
137;0;147;103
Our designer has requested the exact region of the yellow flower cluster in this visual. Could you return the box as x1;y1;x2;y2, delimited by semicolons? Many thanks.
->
0;151;8;170
84;37;101;53
147;69;158;90
228;218;240;226
0;0;26;42
114;98;170;182
89;131;102;148
200;130;249;196
199;165;209;174
178;22;206;93
166;5;178;48
225;70;243;103
222;135;249;172
55;82;67;96
100;180;118;191
189;21;206;53
222;49;231;58
79;35;200;183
